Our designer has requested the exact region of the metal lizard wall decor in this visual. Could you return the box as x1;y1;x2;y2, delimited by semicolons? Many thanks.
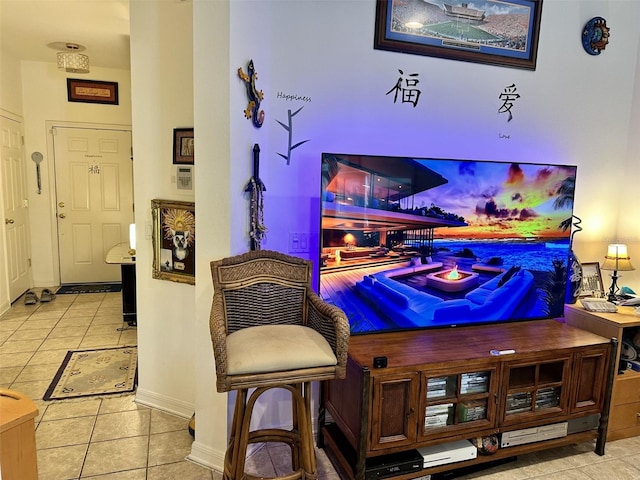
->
238;59;265;128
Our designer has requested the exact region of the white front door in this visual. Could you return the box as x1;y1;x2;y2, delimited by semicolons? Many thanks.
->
1;113;31;301
53;126;133;284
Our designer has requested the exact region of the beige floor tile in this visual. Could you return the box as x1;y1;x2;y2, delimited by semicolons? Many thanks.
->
87;324;126;336
148;430;194;466
79;334;122;348
25;310;64;320
92;409;151;442
36;416;96;449
14;363;60;383
147;460;214;480
41;398;102;421
80;468;147;479
28;348;69;366
8;327;52;341
0;351;33;367
578;458;640;479
0;365;23;384
38;336;82;351
0;319;25;332
119;331;137;345
244;445;277;477
0;330;12;343
0;311;31;321
20;318;60;329
92;314;126;325
57;316;94;327
37;443;88;480
0;338;42;354
149;409;189;434
48;325;89;338
99;394;146;414
82;436;149;477
62;308;98;319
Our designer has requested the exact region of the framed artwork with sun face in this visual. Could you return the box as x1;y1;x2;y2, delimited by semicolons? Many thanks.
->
151;199;195;284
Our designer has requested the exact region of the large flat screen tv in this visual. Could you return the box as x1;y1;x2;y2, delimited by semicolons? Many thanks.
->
319;153;578;335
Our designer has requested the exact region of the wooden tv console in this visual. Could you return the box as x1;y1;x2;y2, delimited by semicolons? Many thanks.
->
319;320;616;480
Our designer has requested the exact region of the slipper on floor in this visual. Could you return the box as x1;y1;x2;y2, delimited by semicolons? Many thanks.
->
24;291;39;305
40;288;54;302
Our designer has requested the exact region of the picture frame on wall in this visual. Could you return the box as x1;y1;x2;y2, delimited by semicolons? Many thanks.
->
374;0;543;70
580;262;604;298
67;78;119;105
151;199;196;285
173;128;194;165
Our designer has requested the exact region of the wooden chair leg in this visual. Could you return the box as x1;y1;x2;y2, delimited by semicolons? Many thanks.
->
225;389;247;480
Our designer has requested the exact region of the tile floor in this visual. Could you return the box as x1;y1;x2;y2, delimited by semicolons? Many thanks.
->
1;290;640;479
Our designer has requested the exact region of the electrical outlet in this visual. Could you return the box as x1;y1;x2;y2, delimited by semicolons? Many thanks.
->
289;232;309;253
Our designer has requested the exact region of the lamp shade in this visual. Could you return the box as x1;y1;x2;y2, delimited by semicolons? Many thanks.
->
601;243;635;271
57;52;90;73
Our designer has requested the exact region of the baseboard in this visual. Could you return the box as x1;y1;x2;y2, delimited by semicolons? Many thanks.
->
134;387;194;418
0;300;10;316
187;440;225;473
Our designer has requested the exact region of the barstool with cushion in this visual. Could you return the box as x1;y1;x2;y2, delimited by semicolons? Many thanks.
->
209;249;350;480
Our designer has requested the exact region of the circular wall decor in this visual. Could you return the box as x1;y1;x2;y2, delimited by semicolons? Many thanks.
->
582;17;610;55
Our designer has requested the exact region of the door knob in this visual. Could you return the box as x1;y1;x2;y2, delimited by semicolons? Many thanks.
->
4;218;14;224
58;202;65;208
58;213;66;219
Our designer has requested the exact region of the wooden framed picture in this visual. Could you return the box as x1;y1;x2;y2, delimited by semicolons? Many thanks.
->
374;0;543;70
67;78;119;104
173;128;194;165
579;262;604;298
151;199;195;285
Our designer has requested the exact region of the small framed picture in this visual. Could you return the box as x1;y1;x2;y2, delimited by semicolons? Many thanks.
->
173;128;194;165
580;262;604;298
67;78;119;105
151;199;195;285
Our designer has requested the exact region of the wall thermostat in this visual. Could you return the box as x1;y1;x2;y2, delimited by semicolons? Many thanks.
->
176;166;193;190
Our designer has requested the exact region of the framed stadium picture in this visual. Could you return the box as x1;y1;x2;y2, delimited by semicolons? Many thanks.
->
374;0;543;70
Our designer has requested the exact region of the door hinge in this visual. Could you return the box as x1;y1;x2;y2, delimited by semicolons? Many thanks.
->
28;258;32;267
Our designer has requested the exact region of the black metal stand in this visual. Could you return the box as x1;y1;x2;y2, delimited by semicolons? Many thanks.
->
606;271;620;303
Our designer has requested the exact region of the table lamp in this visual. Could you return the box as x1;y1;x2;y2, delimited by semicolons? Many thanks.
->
600;243;634;302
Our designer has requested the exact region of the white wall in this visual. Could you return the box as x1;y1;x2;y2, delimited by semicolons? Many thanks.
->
184;0;640;469
129;0;197;419
20;61;132;287
0;50;23;116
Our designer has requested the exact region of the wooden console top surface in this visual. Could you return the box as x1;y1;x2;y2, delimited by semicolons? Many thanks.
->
347;319;610;371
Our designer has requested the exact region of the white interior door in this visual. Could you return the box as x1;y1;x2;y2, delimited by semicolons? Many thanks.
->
1;114;31;301
53;126;133;284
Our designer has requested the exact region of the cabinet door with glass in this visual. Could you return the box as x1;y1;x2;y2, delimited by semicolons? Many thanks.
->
418;364;497;441
500;356;571;426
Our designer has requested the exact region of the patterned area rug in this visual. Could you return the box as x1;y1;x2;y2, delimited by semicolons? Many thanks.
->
43;346;137;401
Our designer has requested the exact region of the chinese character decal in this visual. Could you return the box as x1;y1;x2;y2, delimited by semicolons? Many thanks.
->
498;83;520;122
386;69;421;107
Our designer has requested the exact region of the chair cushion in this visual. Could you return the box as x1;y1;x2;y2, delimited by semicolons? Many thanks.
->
226;325;338;376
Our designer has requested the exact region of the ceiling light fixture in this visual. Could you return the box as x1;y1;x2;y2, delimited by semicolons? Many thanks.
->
56;43;90;74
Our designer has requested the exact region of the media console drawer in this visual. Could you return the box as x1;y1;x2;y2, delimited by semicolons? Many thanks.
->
609;402;640;432
612;373;640;405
